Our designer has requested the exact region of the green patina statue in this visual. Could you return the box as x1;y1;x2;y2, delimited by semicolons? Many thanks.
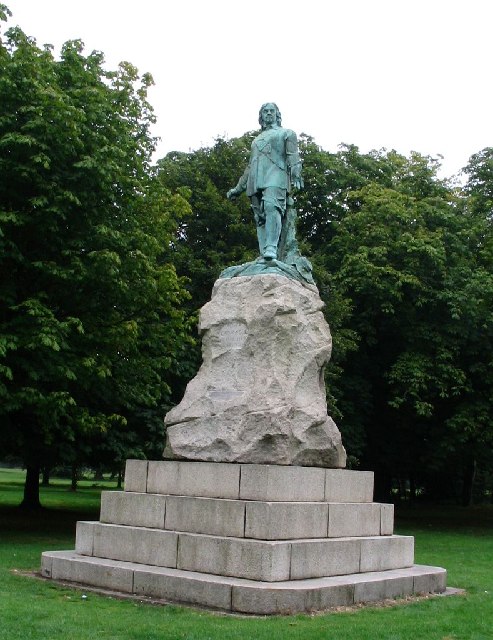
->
224;103;314;286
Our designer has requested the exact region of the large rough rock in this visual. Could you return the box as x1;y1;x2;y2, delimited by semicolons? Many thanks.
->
164;275;346;468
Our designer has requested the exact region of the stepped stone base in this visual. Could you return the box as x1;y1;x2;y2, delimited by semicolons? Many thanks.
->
40;460;447;614
41;552;446;614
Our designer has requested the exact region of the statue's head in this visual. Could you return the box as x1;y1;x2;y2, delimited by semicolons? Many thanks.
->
259;103;282;129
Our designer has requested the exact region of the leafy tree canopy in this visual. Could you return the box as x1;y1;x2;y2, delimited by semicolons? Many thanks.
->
0;8;192;507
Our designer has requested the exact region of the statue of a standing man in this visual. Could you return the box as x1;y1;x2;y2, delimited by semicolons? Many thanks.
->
227;103;303;261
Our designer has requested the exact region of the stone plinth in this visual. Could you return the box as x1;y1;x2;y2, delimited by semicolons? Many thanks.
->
140;460;371;502
164;275;346;468
40;461;447;613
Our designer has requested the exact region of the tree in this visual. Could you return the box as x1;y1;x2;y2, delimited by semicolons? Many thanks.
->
0;10;192;508
451;148;493;504
311;147;493;502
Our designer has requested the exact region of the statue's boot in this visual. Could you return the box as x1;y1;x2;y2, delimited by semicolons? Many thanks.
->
263;246;277;260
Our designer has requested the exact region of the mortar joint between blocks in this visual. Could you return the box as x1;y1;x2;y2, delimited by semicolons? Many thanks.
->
288;542;293;580
349;583;356;606
175;532;180;569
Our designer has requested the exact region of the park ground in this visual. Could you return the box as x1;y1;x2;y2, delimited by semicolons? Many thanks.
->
0;467;492;640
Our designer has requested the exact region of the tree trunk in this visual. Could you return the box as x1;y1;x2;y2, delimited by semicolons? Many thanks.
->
117;466;123;489
93;467;104;481
41;466;51;486
70;464;78;492
374;468;392;503
409;475;416;502
20;464;42;510
462;458;476;507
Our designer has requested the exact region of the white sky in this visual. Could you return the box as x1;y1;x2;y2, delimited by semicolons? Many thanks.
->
4;0;492;178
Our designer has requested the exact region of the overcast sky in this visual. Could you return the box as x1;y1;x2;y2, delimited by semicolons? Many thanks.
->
4;0;492;179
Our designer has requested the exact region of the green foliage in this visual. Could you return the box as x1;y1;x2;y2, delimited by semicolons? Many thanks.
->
312;147;493;500
463;147;493;219
0;17;192;505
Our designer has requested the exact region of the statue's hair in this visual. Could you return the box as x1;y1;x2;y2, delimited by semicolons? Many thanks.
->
259;103;282;128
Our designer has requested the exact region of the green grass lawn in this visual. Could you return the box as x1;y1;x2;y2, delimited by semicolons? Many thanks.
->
1;467;492;640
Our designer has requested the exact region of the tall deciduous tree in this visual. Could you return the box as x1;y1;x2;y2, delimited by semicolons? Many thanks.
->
454;148;493;504
308;146;493;502
0;9;191;508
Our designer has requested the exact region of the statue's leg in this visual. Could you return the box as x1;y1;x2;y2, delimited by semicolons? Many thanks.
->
250;194;266;257
262;188;286;260
263;206;281;260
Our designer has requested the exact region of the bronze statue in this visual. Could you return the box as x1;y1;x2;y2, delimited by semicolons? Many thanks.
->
227;103;303;260
224;103;313;285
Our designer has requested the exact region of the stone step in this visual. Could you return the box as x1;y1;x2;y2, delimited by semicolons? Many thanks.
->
125;460;374;503
75;521;414;582
100;491;394;539
41;550;447;615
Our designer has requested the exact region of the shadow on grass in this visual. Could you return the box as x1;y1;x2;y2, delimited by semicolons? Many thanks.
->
0;503;99;541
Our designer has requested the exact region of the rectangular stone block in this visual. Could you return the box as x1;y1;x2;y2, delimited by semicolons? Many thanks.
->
134;566;233;610
412;566;447;594
100;491;166;529
177;532;291;581
303;581;355;612
75;521;95;556
328;503;381;538
92;523;178;568
290;538;360;579
353;572;414;603
50;551;134;592
239;464;326;502
360;535;414;572
245;501;328;540
165;495;245;537
147;461;240;499
325;469;374;502
232;580;354;614
380;503;394;535
124;459;148;493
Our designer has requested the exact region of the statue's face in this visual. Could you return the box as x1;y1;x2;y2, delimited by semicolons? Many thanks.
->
261;104;277;127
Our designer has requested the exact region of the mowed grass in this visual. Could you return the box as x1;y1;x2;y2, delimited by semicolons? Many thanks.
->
1;468;492;640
